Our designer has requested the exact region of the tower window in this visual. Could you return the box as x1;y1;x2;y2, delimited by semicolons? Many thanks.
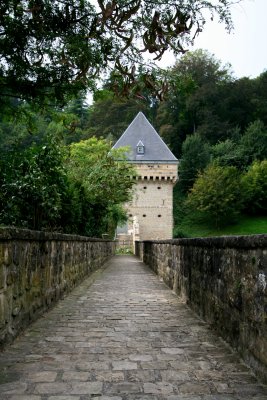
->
158;214;162;218
143;214;146;217
136;140;145;154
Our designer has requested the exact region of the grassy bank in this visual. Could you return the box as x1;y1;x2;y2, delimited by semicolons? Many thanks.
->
174;215;267;238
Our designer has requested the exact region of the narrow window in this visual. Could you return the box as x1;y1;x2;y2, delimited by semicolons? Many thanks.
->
136;140;145;154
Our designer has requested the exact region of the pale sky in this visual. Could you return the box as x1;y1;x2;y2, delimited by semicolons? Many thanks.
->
88;0;267;101
158;0;267;79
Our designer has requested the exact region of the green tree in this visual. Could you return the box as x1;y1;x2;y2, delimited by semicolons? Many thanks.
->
238;120;267;165
187;164;243;227
0;134;67;230
66;137;136;236
86;95;150;142
210;120;267;170
242;160;267;215
156;49;233;154
216;77;262;134
253;71;267;126
179;133;210;192
210;137;242;167
0;1;234;104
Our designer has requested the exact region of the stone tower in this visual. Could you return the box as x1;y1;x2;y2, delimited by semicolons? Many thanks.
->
113;112;178;241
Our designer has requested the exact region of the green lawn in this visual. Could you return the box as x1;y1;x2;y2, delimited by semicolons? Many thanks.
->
174;215;267;238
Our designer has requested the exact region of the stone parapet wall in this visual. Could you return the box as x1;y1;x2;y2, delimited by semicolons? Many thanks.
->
135;235;267;383
0;228;115;348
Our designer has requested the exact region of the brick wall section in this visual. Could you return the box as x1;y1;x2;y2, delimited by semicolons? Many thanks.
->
0;228;115;348
135;235;267;383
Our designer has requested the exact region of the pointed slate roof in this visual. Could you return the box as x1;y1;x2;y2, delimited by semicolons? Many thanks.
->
113;112;178;162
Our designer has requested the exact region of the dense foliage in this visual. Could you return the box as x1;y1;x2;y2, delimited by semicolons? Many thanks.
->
0;0;234;105
84;49;267;232
187;164;243;227
1;44;266;236
241;161;267;216
0;113;135;236
65;137;135;235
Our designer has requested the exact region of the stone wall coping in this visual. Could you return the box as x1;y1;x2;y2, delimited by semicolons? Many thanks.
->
138;234;267;249
0;227;114;242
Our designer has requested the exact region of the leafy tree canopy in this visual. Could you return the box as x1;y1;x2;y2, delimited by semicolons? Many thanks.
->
178;132;210;191
0;0;234;104
238;120;267;165
242;160;267;215
171;49;233;87
0;133;67;229
86;94;151;141
155;49;233;153
66;137;135;205
187;163;243;227
210;138;240;167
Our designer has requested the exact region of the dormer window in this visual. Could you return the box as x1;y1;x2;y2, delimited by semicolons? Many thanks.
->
136;140;145;155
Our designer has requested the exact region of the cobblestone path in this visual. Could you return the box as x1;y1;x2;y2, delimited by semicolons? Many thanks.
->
1;255;267;400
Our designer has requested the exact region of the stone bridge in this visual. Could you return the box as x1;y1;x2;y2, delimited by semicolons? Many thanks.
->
0;228;266;399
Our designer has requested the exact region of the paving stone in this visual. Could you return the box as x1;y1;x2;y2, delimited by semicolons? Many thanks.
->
34;382;71;394
107;382;143;394
75;361;109;371
129;354;153;361
144;381;174;395
61;371;90;381
0;255;266;399
178;382;212;395
141;361;168;370
112;361;138;370
160;370;190;381
94;371;125;382
126;370;159;383
26;371;58;382
70;381;103;394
